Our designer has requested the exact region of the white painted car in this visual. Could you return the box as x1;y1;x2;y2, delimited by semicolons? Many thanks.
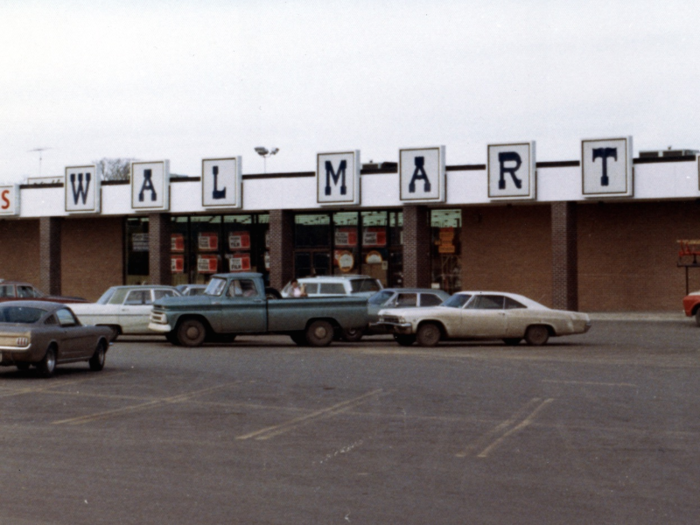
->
280;275;382;298
376;291;591;347
70;286;181;340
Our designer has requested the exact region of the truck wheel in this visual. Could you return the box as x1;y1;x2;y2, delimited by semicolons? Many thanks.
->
525;325;550;346
342;327;365;342
290;332;307;346
177;319;207;347
165;332;180;345
394;334;416;346
416;323;441;347
306;320;334;347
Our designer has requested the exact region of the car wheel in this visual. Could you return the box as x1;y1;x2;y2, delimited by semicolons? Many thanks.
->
89;341;107;371
416;323;441;347
165;332;181;345
394;334;416;346
38;346;57;378
503;338;522;346
305;320;334;347
177;319;207;347
342;327;365;342
16;363;30;371
290;332;307;346
525;325;550;346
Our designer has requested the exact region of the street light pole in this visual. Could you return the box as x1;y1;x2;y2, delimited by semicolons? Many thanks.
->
254;147;279;174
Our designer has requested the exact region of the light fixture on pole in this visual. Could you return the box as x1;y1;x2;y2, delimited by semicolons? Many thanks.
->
254;146;279;173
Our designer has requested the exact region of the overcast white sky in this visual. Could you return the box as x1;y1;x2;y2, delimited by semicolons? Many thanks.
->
1;0;698;183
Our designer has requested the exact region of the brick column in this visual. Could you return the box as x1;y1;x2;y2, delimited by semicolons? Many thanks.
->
402;205;431;288
148;213;171;285
39;217;62;295
551;201;578;311
268;209;295;290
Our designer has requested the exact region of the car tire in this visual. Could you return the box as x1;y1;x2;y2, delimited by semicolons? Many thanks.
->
394;334;416;346
89;341;107;371
525;325;550;346
16;363;30;371
290;332;307;346
305;320;334;347
38;346;57;378
165;332;180;345
342;327;365;342
503;338;522;346
416;323;441;347
177;319;208;347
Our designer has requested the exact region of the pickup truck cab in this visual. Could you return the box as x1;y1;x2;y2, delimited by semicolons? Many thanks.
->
149;272;369;347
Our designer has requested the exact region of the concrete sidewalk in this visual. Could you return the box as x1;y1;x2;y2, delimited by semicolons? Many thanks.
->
588;312;688;322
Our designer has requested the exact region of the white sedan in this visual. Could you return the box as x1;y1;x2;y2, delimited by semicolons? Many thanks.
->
70;286;181;341
376;291;591;347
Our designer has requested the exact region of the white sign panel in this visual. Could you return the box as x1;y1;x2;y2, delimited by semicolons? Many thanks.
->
65;165;101;213
317;151;361;206
399;146;446;203
488;142;536;200
131;160;170;211
202;157;242;208
0;185;19;216
582;137;633;198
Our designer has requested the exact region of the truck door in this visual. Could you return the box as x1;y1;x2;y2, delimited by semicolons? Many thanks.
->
219;278;267;333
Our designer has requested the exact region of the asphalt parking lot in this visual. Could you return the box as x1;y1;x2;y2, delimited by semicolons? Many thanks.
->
1;320;699;524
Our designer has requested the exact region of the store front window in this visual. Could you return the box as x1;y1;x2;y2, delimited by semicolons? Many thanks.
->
293;211;403;287
125;217;149;285
431;209;462;294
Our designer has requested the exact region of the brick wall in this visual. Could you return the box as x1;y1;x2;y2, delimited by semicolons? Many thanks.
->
62;217;124;302
461;205;553;306
0;219;40;285
269;210;294;290
578;201;700;312
403;206;431;288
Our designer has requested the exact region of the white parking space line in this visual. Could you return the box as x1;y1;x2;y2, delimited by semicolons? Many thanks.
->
542;379;637;388
456;398;554;458
236;389;385;441
51;383;239;425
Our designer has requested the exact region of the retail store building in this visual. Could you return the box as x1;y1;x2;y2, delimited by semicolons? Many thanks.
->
1;139;698;312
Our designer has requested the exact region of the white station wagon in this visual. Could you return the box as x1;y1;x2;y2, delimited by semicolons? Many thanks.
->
376;291;591;347
70;285;181;341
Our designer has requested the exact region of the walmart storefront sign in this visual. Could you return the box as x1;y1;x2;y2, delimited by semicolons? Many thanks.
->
201;157;242;209
488;142;536;201
131;160;170;211
65;165;101;214
399;146;446;203
0;185;19;216
582;137;633;198
317;151;361;206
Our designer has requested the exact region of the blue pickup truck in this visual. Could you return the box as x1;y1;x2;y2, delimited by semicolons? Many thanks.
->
149;272;369;347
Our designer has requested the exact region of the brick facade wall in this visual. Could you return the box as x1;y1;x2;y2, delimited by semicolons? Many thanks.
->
551;202;578;311
268;210;294;290
40;217;62;295
0;219;40;285
61;217;124;302
578;201;700;312
461;205;553;306
402;205;431;288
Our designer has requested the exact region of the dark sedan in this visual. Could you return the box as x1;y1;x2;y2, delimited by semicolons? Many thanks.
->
0;280;86;303
0;301;111;377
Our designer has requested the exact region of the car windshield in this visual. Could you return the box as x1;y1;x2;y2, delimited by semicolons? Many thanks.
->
442;294;472;308
0;306;46;324
368;290;394;305
96;287;117;305
205;277;227;296
350;279;382;293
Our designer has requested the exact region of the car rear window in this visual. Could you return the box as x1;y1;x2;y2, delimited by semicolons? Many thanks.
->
420;294;444;307
0;306;45;324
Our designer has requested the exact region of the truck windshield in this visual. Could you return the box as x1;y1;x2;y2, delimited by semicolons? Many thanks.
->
204;278;227;296
350;279;382;293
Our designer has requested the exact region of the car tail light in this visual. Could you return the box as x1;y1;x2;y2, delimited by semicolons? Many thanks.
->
16;337;29;347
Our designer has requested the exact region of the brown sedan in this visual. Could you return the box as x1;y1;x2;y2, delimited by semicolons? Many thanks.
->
0;301;111;377
0;280;86;303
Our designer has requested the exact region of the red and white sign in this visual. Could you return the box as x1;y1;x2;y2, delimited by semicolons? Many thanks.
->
228;231;251;250
0;186;18;216
171;255;185;273
198;232;218;251
197;255;219;273
171;233;185;252
228;253;251;272
363;228;386;247
335;228;357;247
335;250;355;272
